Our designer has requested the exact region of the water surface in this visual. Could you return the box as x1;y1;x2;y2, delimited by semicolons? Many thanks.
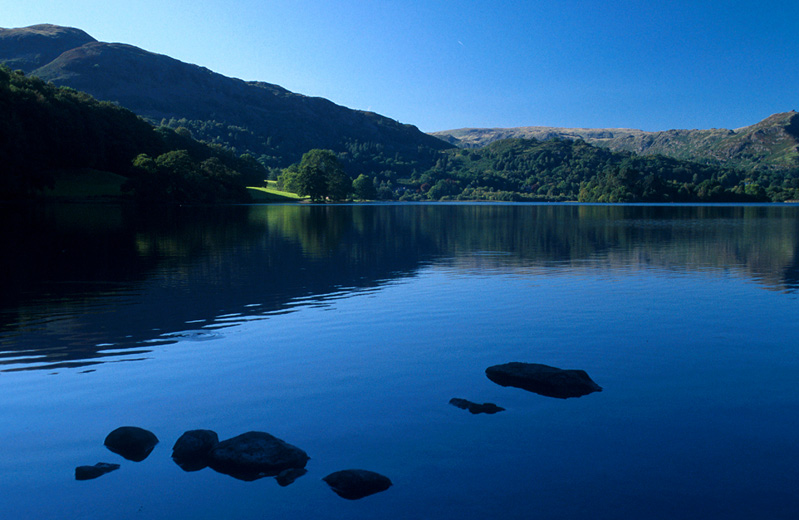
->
1;203;798;519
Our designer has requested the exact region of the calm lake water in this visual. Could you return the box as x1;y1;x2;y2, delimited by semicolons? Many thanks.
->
1;202;798;519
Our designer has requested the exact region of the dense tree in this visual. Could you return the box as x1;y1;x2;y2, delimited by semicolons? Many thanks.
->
125;150;248;203
352;173;377;200
276;164;301;194
404;137;780;203
281;149;351;202
298;149;337;201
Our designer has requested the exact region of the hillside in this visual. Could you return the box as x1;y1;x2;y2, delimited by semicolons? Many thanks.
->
0;24;451;176
0;66;262;202
431;111;799;173
0;24;95;72
2;24;796;204
396;137;780;203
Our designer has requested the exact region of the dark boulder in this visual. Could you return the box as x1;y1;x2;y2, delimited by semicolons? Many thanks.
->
172;429;219;472
275;467;308;487
449;398;505;414
323;469;392;500
208;431;309;481
75;462;120;480
104;426;159;462
485;362;602;399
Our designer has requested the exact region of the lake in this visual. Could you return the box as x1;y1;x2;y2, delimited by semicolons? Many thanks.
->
1;202;798;519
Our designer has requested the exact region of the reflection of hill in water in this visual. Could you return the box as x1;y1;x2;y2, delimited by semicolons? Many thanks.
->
435;205;799;290
1;204;797;371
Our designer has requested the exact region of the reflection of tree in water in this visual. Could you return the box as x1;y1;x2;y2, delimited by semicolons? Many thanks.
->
422;204;799;291
1;203;797;371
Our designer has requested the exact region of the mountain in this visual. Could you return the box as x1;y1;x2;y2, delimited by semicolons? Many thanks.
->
3;24;796;203
0;24;451;173
431;111;799;173
0;24;95;72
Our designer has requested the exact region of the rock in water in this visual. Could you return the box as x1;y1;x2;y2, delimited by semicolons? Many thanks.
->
208;431;309;481
172;429;219;471
323;469;392;500
485;362;602;399
75;462;120;480
104;426;159;461
449;398;505;414
275;467;308;487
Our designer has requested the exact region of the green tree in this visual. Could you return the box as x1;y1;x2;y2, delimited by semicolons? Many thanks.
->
132;153;157;174
352;173;377;200
236;153;268;186
327;167;351;201
297;149;349;202
744;182;767;201
125;150;248;203
277;164;302;194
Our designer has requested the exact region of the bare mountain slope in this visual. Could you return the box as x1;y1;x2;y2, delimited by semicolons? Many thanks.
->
0;24;96;72
432;111;799;172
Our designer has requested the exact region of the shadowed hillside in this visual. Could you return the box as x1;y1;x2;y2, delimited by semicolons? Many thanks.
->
0;24;95;71
0;66;264;202
0;24;451;175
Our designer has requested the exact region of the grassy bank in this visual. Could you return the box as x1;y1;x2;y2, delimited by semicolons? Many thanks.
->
247;181;306;202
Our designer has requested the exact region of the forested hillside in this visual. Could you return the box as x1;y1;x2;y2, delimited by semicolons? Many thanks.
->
394;138;797;202
0;24;451;181
0;66;264;202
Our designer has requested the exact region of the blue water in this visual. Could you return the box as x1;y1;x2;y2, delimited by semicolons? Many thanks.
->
1;203;798;519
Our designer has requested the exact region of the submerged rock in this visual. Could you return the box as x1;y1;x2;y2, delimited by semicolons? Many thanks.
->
449;398;505;414
275;467;308;487
208;431;309;481
104;426;159;462
323;469;392;500
485;362;602;399
75;462;120;480
172;429;219;472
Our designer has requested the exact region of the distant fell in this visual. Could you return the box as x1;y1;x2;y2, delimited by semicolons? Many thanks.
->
0;24;95;72
432;111;799;173
431;125;649;148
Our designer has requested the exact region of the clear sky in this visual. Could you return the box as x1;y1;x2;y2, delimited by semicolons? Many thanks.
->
4;1;798;132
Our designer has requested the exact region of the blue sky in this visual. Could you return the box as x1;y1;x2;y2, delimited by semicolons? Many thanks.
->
5;1;798;132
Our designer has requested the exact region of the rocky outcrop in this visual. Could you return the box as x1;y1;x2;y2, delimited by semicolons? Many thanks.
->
486;362;602;399
431;111;799;173
75;462;120;480
323;469;392;500
207;431;309;481
104;426;159;462
449;398;505;414
172;429;219;471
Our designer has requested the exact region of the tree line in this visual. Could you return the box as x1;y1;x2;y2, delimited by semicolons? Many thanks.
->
4;64;797;204
274;138;798;203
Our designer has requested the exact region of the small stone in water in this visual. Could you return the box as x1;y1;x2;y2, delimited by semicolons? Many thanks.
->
75;462;120;480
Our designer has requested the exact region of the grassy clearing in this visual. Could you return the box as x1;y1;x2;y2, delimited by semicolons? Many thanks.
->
40;172;305;203
247;181;306;202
